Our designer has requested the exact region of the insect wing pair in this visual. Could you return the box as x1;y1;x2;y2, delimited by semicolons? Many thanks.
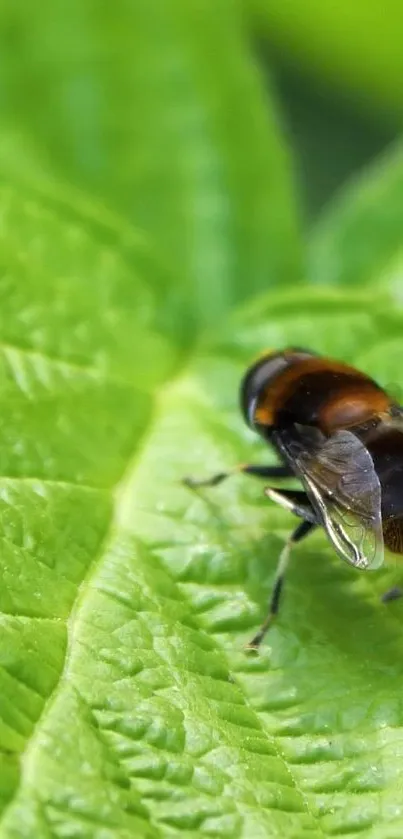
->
273;422;384;571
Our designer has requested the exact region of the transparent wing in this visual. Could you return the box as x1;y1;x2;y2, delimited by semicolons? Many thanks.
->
275;426;384;570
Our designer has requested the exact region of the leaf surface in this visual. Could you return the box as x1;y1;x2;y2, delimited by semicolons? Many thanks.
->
1;258;403;837
1;5;403;838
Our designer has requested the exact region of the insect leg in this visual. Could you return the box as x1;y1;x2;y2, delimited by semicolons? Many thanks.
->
382;586;403;603
265;487;319;524
183;463;292;489
246;519;316;651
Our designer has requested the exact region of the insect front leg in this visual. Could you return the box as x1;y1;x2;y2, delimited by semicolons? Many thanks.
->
183;463;293;489
382;587;403;603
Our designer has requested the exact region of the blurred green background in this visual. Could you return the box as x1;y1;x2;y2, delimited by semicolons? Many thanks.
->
267;62;395;220
253;0;403;222
1;1;402;311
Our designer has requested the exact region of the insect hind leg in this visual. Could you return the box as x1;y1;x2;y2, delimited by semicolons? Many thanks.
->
382;586;403;603
246;519;316;651
265;487;319;524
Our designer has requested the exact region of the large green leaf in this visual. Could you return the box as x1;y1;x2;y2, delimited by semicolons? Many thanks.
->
0;1;302;325
2;6;403;838
309;141;403;291
2;219;403;837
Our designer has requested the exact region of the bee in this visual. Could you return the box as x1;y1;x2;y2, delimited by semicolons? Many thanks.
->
184;348;403;649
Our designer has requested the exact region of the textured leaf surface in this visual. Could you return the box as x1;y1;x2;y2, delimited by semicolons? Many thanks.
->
0;0;302;326
2;251;403;837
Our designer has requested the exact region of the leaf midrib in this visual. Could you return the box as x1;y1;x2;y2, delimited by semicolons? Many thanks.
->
0;366;331;839
5;334;401;837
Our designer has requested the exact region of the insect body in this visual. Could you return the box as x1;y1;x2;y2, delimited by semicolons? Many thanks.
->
184;348;403;649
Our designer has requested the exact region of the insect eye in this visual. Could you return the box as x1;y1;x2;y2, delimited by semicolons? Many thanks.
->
240;352;287;427
239;347;317;427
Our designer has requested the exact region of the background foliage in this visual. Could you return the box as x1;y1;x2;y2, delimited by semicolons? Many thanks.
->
0;2;403;838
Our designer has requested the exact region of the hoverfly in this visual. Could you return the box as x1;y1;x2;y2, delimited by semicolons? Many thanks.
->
184;349;403;649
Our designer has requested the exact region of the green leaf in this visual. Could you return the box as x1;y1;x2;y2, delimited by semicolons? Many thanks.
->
3;256;403;837
0;1;302;326
3;6;403;837
0;125;194;348
246;0;403;125
309;141;403;292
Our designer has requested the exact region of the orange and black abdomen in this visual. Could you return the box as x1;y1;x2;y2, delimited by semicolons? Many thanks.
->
251;355;392;435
